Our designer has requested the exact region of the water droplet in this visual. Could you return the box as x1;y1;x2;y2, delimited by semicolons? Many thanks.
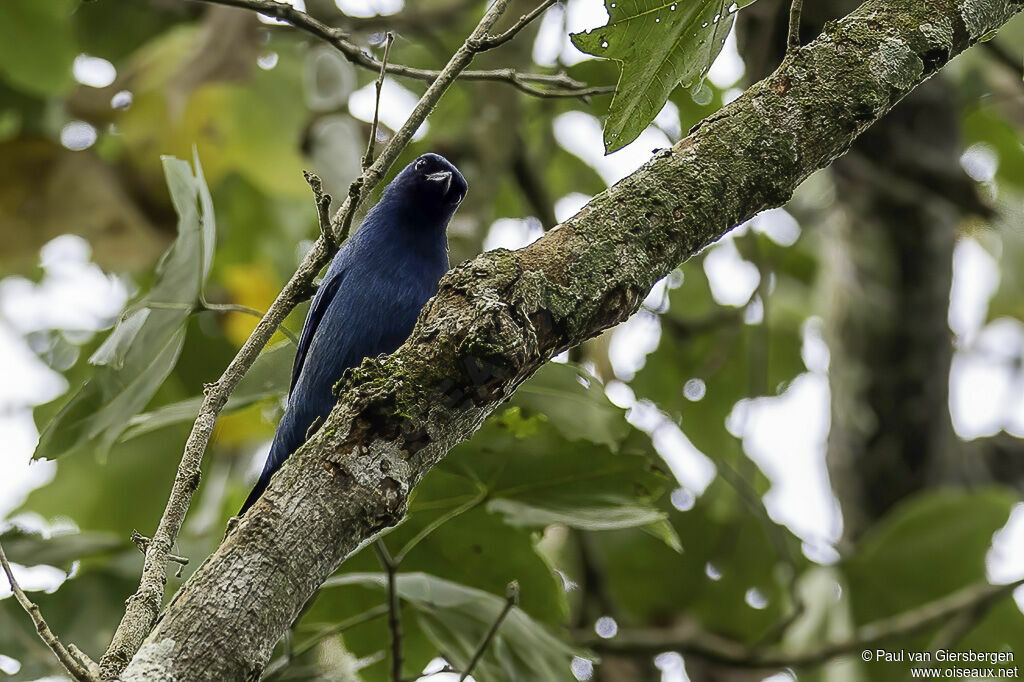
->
691;80;712;105
595;616;618;639
728;2;739;12
714;12;721;22
601;39;609;48
684;378;706;401
571;657;594;681
705;562;722;581
745;588;769;610
670;2;676;8
60;121;97;151
110;90;133;110
257;51;279;70
701;21;708;27
655;17;660;22
670;488;695;511
610;2;616;6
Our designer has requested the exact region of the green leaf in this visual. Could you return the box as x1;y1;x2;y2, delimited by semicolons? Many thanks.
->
0;526;122;570
843;488;1017;624
119;340;294;441
323;573;583;682
441;405;673;538
571;0;757;152
33;153;216;460
838;488;1020;681
510;363;629;451
0;0;77;96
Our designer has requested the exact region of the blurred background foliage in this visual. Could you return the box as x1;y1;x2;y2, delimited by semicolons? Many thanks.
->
0;0;1023;680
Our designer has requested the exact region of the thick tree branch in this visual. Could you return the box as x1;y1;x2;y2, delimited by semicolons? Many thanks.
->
191;0;612;98
0;541;101;682
576;578;1024;668
121;0;1024;678
98;1;515;677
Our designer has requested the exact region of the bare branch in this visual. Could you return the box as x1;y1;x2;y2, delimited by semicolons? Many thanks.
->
579;578;1024;669
98;0;517;676
787;0;804;55
475;0;557;50
363;32;395;171
0;540;100;682
303;170;334;247
459;581;519;681
190;0;611;98
374;541;403;682
130;531;189;569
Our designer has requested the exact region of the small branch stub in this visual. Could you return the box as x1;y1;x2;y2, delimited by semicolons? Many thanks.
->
459;581;519;681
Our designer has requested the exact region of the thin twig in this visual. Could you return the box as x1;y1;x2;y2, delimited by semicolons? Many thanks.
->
579;577;1024;669
303;170;334;247
262;604;390;679
200;301;300;345
190;0;611;98
0;540;100;682
130;531;189;568
787;0;804;55
363;32;395;171
98;0;516;675
375;541;403;682
476;0;557;50
394;486;487;564
459;581;519;681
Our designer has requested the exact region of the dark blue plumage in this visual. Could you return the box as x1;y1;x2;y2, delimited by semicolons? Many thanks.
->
240;153;467;514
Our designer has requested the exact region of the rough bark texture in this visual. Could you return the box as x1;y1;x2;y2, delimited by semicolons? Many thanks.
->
121;0;1024;678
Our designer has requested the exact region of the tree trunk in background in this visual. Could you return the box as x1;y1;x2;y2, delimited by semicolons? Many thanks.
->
739;0;989;541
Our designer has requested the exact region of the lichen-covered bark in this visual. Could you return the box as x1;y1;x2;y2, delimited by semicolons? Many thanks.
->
121;0;1024;678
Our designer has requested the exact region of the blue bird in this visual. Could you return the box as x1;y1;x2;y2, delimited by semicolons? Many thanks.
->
240;153;467;514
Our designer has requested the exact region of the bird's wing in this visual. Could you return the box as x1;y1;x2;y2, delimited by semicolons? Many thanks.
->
290;269;345;393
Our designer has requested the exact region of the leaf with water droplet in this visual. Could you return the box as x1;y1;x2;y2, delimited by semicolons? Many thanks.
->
571;0;758;153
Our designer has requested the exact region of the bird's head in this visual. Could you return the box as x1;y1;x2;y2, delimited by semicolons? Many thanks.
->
385;153;468;226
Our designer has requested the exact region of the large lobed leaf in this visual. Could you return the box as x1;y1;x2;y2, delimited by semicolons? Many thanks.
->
572;0;757;152
33;153;215;460
322;573;584;682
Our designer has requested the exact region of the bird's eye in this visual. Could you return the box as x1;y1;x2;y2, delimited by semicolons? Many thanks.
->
414;159;427;171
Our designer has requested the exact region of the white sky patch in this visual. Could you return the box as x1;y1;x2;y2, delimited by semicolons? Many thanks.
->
348;77;428;141
950;318;1024;439
703;238;760;306
553;111;672;185
532;0;608;67
654;652;692;682
0;236;127;334
335;0;403;17
483;218;544;252
73;54;116;88
960;143;999;184
608;310;661;380
734;372;843;549
258;0;305;24
624;398;716;494
0;562;66;597
707;28;745;89
987;503;1024;611
654;101;682;140
555;193;593;223
748;208;801;246
949;238;999;343
0;655;20;676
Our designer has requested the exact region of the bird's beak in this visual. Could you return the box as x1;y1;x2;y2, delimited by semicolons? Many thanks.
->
425;170;453;195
